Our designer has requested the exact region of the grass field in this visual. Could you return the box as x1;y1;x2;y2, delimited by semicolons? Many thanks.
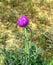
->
0;0;53;65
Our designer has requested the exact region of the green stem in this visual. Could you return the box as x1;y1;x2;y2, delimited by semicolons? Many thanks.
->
24;27;29;54
24;27;32;54
24;27;28;41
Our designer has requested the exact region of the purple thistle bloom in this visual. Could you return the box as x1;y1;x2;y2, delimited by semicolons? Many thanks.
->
17;16;29;27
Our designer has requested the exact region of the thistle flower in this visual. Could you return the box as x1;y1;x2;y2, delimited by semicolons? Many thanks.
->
17;16;29;27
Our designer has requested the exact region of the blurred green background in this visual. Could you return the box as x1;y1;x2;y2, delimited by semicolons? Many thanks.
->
0;0;53;64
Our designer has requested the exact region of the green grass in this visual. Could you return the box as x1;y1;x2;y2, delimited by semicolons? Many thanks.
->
0;0;53;65
0;42;48;65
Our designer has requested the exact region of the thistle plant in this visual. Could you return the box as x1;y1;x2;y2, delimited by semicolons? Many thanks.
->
17;16;31;54
17;16;47;65
17;16;29;27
